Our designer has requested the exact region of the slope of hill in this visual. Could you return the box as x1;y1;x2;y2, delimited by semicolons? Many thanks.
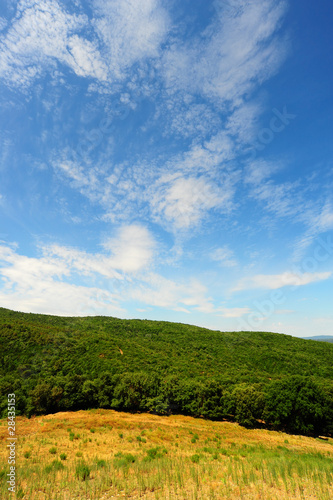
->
1;307;333;437
1;409;332;500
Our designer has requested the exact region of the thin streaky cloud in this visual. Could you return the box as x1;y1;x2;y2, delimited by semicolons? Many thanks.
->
233;271;332;292
162;0;288;105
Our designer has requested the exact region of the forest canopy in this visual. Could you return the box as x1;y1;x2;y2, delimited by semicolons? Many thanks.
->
1;307;333;437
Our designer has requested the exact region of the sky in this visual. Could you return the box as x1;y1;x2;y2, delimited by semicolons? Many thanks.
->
0;0;332;338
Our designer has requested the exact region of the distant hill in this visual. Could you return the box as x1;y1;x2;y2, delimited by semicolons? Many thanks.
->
302;336;333;343
1;307;333;437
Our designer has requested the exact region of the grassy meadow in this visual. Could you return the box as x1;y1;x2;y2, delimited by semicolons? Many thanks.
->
1;409;333;500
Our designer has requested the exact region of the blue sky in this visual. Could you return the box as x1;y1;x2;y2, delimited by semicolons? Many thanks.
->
0;0;332;338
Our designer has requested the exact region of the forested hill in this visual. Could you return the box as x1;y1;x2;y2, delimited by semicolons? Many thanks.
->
1;307;333;437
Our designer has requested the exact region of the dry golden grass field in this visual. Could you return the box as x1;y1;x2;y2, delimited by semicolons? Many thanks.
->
1;409;333;499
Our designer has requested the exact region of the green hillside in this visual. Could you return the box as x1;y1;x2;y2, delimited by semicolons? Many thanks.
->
1;307;333;437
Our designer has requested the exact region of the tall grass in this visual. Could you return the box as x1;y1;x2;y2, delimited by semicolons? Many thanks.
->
0;409;332;499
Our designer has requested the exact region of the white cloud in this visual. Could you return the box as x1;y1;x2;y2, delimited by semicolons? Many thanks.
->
54;158;103;201
0;279;123;317
233;270;332;292
217;307;251;318
161;96;221;139
153;132;236;186
102;225;156;272
128;273;216;314
247;177;304;219
0;0;108;89
244;162;333;261
162;0;288;105
45;224;156;275
0;17;7;31
226;101;263;144
244;159;280;185
0;238;221;318
42;244;121;280
0;224;156;314
274;309;294;314
0;243;123;316
0;0;169;91
92;0;169;80
66;34;108;81
53;129;238;232
210;246;237;267
317;204;333;231
292;202;333;260
149;175;229;229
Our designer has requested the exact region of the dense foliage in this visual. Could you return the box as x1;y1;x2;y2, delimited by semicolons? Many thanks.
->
1;307;333;436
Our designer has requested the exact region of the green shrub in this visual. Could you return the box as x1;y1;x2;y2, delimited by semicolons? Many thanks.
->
191;454;200;463
113;452;136;468
51;460;64;471
60;453;67;460
49;447;57;455
24;451;31;458
45;460;64;473
75;462;90;481
144;447;168;461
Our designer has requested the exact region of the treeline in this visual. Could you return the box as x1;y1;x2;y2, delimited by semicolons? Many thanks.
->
1;307;333;437
1;371;333;437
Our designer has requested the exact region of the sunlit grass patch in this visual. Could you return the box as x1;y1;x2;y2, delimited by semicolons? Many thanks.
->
0;409;332;499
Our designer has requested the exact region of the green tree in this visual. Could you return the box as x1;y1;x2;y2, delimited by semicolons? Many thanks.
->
224;384;264;428
263;376;327;435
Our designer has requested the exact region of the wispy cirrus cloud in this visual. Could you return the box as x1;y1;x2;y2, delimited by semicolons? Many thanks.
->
210;246;237;267
162;0;288;105
292;202;333;260
0;17;7;31
233;270;332;292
